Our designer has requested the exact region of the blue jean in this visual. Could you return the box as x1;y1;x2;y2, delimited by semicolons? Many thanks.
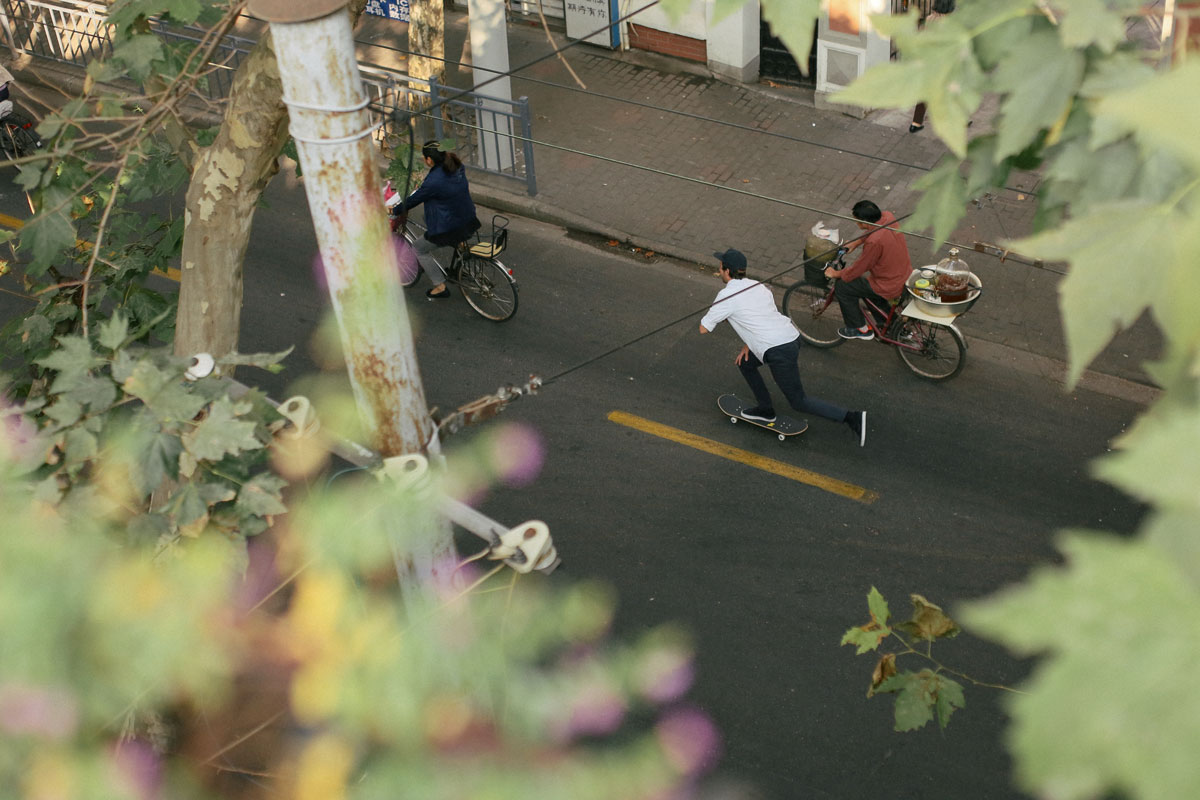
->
738;337;847;423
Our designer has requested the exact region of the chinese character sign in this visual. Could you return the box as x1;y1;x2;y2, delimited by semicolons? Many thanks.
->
565;0;617;48
365;0;409;22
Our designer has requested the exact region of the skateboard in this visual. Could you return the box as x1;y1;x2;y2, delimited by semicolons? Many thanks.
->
718;394;808;441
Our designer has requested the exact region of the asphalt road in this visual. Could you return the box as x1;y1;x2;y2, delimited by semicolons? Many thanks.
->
2;167;1148;799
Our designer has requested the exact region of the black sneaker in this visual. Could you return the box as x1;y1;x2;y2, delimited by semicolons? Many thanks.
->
741;406;777;423
838;326;874;341
846;411;867;446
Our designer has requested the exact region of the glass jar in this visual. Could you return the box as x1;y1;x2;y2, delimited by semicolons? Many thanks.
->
935;248;971;303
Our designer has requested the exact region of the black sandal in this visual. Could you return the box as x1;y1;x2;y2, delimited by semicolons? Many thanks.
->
425;287;451;299
909;123;924;133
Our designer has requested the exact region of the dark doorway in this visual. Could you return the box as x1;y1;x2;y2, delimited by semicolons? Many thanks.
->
759;17;818;86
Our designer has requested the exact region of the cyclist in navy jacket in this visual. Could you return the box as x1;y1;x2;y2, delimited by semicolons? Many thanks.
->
395;140;481;299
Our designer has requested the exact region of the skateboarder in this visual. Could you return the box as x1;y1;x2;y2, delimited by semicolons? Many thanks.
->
699;249;867;446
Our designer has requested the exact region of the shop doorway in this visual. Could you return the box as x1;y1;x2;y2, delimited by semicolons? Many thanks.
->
759;17;818;86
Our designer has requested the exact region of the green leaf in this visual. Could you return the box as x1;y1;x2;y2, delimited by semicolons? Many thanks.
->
972;14;1033;71
182;398;262;462
934;675;965;729
60;374;118;413
1078;50;1156;99
97;314;130;351
909;157;968;247
37;336;101;378
962;532;1200;799
876;670;964;731
841;588;892;655
19;315;54;349
835;21;981;157
1007;201;1173;386
135;432;183;496
992;30;1085;160
123;359;206;422
236;473;288;517
760;0;822;77
1094;406;1200;514
866;586;890;627
111;34;164;82
44;398;83;428
63;427;98;466
20;190;78;273
1096;62;1200;170
166;482;209;527
1057;0;1129;53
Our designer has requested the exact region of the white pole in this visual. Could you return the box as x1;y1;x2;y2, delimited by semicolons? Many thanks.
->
465;0;515;171
248;0;458;591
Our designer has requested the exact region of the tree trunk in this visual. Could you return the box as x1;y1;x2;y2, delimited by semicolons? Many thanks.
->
407;0;447;141
174;1;369;361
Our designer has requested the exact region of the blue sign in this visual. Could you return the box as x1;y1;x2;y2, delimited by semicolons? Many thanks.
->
365;0;409;22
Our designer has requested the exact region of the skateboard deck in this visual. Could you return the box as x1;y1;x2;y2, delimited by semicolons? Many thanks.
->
718;394;808;440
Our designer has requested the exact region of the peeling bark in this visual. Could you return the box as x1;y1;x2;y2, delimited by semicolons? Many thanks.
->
408;0;447;141
174;1;369;361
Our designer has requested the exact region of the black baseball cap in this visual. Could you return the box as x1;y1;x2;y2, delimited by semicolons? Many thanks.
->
714;248;747;274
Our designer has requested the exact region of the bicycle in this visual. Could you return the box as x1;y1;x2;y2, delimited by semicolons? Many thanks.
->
781;254;975;380
395;214;519;322
0;101;43;160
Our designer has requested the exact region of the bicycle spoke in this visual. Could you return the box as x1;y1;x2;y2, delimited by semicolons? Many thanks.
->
460;256;518;322
783;282;843;347
896;320;966;380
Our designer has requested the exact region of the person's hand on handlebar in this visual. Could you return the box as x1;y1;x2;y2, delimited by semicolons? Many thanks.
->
824;249;849;280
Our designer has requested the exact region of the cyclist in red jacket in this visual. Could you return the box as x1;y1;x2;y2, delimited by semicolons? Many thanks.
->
823;200;911;340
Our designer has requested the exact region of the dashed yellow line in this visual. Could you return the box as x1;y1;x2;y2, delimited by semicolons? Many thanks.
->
608;410;879;504
0;211;182;282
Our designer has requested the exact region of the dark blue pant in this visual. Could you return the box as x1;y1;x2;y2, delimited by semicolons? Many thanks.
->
834;276;890;329
738;338;847;422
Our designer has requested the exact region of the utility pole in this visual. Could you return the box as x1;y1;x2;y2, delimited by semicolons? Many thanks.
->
247;0;457;587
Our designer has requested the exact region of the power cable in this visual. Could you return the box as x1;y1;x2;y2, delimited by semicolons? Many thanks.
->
352;13;1039;198
399;105;1062;272
542;217;905;386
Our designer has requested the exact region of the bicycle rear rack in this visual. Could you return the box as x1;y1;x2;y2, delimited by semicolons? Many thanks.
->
469;214;509;259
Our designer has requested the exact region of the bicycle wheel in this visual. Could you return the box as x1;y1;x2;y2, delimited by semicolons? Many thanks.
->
895;319;966;380
460;256;518;321
782;281;844;347
396;231;423;287
1;119;41;159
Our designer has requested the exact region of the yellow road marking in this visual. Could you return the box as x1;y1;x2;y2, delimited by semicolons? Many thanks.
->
608;410;879;504
0;211;181;282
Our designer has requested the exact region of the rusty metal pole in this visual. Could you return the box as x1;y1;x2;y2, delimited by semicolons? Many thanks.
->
248;0;457;587
249;0;432;456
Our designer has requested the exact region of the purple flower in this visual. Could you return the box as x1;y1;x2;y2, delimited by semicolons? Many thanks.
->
0;683;78;740
656;707;721;776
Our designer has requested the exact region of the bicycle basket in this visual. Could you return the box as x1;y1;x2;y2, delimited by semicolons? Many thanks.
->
469;214;509;259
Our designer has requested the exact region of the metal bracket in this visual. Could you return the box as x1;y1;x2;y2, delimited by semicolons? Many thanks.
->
436;375;543;438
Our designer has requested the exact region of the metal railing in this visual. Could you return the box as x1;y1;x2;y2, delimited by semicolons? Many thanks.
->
0;0;537;194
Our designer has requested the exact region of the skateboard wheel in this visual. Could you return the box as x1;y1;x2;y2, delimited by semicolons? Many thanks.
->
730;416;738;424
778;434;785;441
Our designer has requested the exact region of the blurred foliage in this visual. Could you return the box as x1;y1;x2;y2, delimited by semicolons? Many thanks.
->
1;3;719;798
0;404;713;799
821;2;1200;798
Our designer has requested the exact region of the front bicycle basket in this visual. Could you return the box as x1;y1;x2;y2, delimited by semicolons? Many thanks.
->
469;214;509;259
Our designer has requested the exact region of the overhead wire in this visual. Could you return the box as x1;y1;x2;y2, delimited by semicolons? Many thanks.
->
542;217;905;386
370;5;1051;268
375;6;1058;390
356;29;1040;198
397;103;1061;270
